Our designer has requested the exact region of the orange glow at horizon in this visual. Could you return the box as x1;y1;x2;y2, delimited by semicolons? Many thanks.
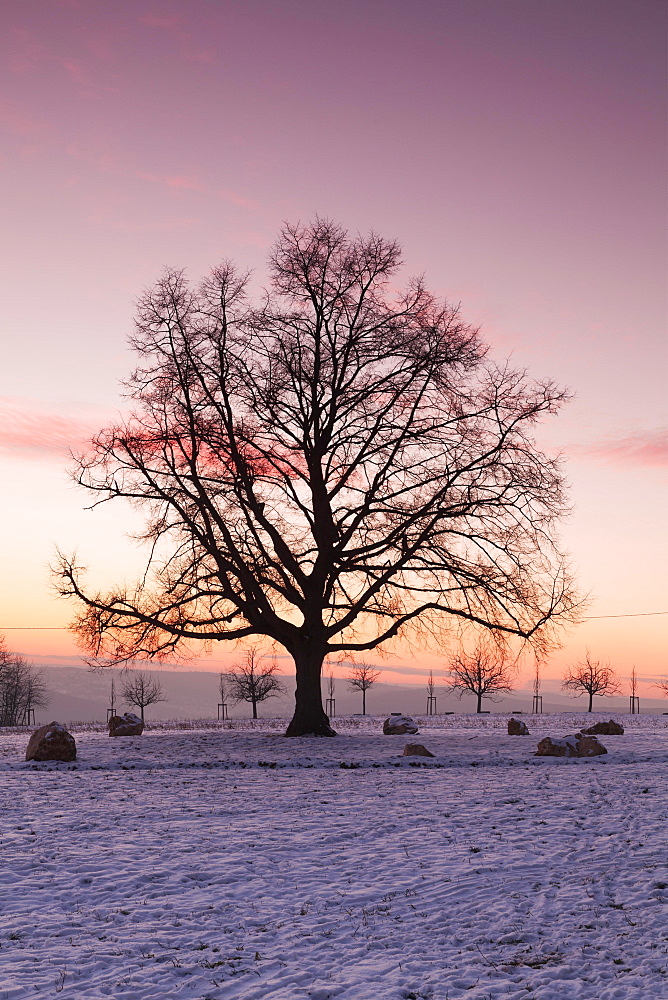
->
3;611;666;698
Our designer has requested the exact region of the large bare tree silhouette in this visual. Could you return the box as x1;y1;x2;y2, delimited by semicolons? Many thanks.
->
55;219;579;736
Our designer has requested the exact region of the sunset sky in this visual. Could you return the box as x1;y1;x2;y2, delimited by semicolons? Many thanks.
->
1;0;666;693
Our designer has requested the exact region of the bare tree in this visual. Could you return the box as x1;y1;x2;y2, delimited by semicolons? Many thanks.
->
562;653;620;712
426;669;436;713
216;670;229;719
227;649;283;718
653;676;668;697
629;665;639;713
347;663;380;715
530;656;546;713
120;670;166;722
323;666;336;716
0;638;49;726
446;639;514;713
54;218;580;736
109;675;116;716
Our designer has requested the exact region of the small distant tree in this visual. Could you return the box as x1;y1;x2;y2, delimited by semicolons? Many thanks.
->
218;671;228;704
228;650;283;719
562;653;620;712
531;656;544;712
121;670;166;722
323;666;336;715
446;639;514;713
0;638;49;726
629;665;639;713
653;676;668;698
347;663;380;715
217;670;229;719
426;670;436;713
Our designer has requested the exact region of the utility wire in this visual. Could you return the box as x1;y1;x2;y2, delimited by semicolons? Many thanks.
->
2;611;667;629
583;612;668;620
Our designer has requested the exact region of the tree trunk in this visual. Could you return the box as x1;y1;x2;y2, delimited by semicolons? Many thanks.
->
140;705;145;722
252;697;258;720
362;689;366;715
588;691;593;712
285;647;335;737
477;691;482;713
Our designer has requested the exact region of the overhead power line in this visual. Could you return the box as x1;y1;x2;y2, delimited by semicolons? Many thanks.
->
583;612;668;620
1;610;667;629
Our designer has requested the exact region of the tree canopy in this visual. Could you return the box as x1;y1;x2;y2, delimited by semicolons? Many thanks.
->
562;654;620;712
55;218;580;735
120;670;166;722
0;636;49;726
227;649;283;719
347;663;381;715
446;637;515;713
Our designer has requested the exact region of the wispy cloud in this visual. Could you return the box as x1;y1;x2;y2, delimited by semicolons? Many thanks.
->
137;171;259;210
0;98;51;139
138;172;207;194
0;398;101;459
138;11;217;64
7;27;47;75
7;24;119;93
66;140;116;171
569;428;668;468
60;58;90;87
139;13;181;30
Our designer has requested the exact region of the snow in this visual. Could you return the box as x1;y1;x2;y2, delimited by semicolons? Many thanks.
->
1;713;667;999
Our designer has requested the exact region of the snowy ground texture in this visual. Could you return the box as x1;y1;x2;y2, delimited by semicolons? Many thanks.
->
1;713;667;1000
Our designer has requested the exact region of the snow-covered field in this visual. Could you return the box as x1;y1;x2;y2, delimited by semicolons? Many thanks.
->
1;713;667;1000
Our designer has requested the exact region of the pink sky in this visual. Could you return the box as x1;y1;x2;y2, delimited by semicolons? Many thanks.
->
1;0;666;693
